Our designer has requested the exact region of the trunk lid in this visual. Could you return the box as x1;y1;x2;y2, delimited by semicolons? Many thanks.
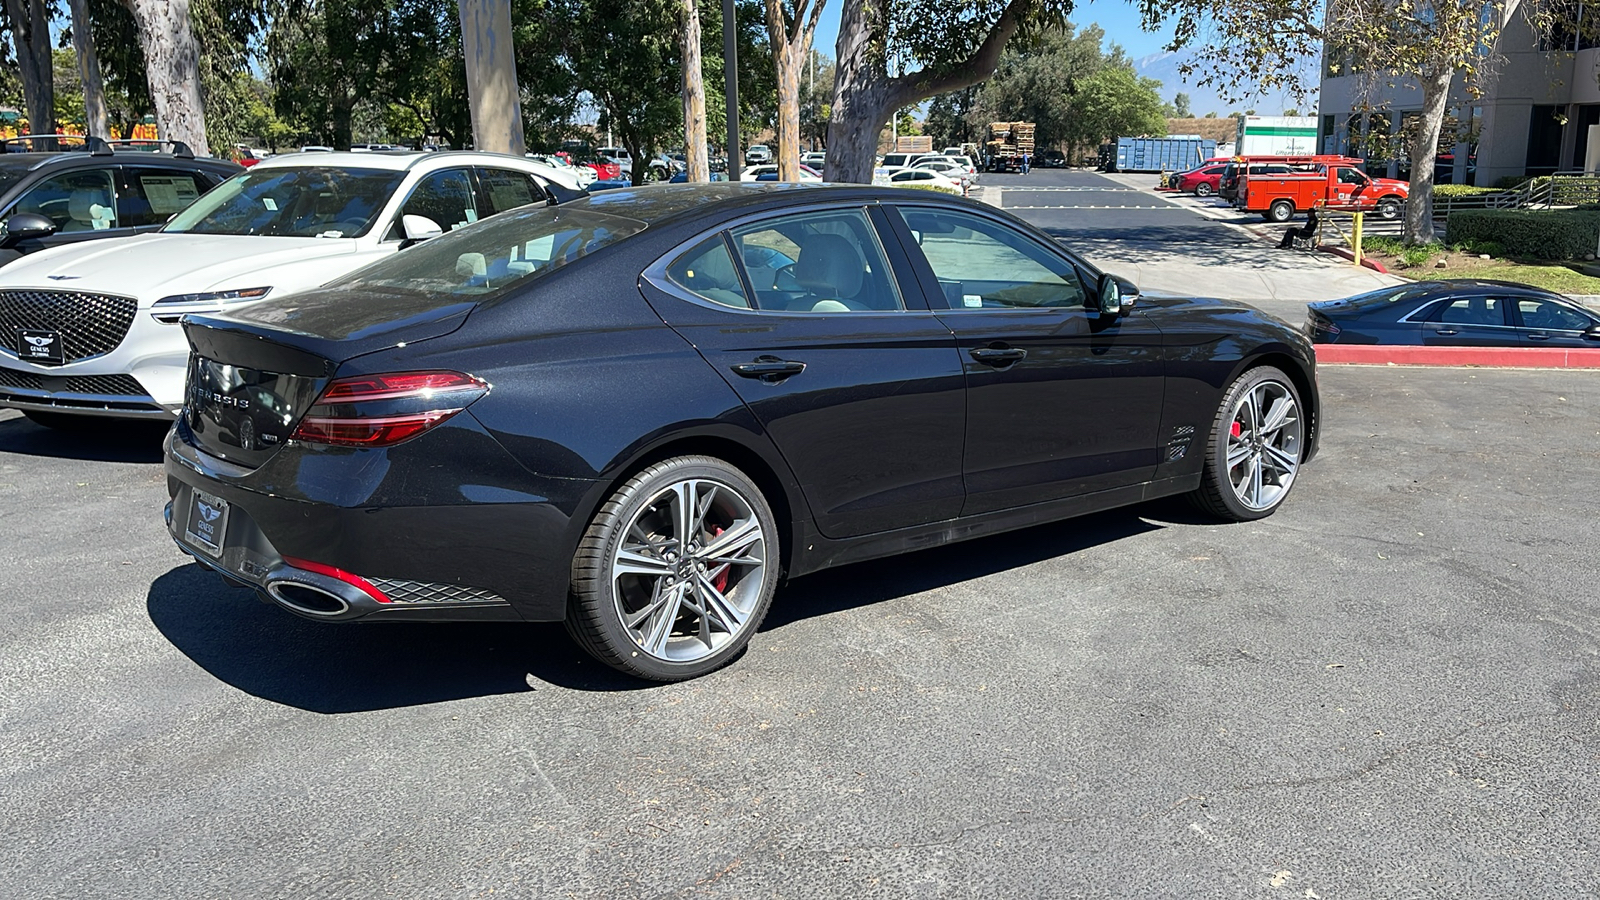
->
180;285;476;467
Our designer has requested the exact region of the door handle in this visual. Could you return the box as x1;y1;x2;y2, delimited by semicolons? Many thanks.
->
1527;332;1550;341
1433;328;1460;335
969;346;1027;366
730;356;806;382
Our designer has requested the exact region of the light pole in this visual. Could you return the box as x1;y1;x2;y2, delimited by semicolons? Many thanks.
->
723;0;740;181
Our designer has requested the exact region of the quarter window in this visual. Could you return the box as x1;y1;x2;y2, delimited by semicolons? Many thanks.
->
14;168;118;232
728;209;903;312
666;236;750;309
894;207;1087;310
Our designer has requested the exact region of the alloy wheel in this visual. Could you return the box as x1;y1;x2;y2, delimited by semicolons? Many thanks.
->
609;477;768;662
1225;380;1301;511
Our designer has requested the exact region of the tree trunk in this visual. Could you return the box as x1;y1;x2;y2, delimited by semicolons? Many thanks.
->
680;0;710;182
827;0;1025;184
765;0;825;181
4;0;54;138
116;0;210;156
68;0;111;140
1404;67;1454;245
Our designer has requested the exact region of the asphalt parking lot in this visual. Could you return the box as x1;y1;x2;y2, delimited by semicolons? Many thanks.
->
3;363;1598;898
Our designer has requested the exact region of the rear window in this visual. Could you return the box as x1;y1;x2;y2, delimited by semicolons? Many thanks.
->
1341;285;1438;310
330;204;645;298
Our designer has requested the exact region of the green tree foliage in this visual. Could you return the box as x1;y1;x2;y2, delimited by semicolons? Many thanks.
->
1070;65;1167;151
1173;92;1190;117
923;86;978;149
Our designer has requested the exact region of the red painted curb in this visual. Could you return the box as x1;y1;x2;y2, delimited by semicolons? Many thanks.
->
1320;246;1390;274
1316;345;1600;368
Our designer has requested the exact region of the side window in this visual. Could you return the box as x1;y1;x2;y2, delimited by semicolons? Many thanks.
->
400;168;478;234
117;168;208;226
1338;168;1368;186
1516;297;1593;330
14;168;118;232
895;206;1087;310
476;168;548;217
1427;295;1506;326
666;235;750;309
728;208;903;313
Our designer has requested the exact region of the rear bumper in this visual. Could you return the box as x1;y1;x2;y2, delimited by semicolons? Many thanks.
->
164;416;599;623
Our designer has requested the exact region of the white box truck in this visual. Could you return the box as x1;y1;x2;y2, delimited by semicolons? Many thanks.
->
1234;116;1319;157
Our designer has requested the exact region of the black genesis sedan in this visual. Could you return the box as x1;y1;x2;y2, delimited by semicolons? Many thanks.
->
1306;279;1600;347
164;183;1320;681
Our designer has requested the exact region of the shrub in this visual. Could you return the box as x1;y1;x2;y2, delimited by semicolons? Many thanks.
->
1432;184;1500;198
1445;209;1600;260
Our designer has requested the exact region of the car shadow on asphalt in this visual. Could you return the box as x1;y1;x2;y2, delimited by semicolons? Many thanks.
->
145;564;647;713
146;500;1203;712
0;414;168;463
1037;224;1286;270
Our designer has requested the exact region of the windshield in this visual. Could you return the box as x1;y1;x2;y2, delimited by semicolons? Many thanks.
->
164;167;405;238
329;204;646;299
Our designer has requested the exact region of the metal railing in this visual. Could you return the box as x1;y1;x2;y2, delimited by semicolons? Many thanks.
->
1433;172;1600;215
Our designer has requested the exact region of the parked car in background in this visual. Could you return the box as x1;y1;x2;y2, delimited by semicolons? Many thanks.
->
0;151;583;428
742;164;824;182
0;135;239;269
529;153;596;188
162;182;1317;682
879;152;918;170
913;157;978;185
596;147;633;175
745;144;772;164
801;151;827;172
872;167;964;192
1042;150;1067;168
1178;163;1230;196
1305;280;1600;347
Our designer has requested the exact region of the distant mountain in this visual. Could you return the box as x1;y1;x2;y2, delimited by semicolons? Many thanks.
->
1133;49;1319;119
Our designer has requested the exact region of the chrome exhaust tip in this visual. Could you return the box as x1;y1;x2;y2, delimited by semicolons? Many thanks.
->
265;580;352;618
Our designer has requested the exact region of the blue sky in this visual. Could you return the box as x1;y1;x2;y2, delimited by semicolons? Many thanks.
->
811;1;1178;64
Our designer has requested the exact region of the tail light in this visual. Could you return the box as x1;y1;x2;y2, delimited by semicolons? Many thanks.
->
291;370;489;448
1306;313;1341;340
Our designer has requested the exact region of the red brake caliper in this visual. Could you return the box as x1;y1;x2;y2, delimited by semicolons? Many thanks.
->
1230;420;1242;438
709;525;730;592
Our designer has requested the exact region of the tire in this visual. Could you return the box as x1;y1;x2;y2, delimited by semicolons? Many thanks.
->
1266;200;1294;223
566;455;779;681
1188;366;1305;522
1195;182;1213;197
1377;197;1400;220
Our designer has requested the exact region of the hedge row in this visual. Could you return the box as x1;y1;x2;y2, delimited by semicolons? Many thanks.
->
1432;184;1501;198
1445;209;1600;260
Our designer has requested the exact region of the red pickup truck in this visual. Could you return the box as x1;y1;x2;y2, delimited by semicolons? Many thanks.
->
1238;156;1409;222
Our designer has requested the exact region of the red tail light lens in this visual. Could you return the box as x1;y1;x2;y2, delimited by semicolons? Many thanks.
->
291;370;489;448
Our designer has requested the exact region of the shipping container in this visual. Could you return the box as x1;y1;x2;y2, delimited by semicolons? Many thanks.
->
1234;116;1319;157
1110;137;1218;173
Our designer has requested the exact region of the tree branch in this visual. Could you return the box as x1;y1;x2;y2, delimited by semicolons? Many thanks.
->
885;0;1028;109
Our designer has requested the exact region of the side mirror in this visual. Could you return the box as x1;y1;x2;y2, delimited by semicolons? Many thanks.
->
400;214;443;249
1;212;58;248
1584;324;1600;340
1096;273;1138;315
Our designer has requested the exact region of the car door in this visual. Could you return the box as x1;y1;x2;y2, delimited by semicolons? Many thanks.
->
1417;293;1513;345
639;204;966;539
1508;294;1600;347
380;167;481;241
883;203;1166;516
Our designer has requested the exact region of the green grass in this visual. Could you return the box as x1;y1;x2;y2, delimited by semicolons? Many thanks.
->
1412;263;1600;294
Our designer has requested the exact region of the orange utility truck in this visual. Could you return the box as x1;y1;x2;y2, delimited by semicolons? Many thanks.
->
1238;155;1409;222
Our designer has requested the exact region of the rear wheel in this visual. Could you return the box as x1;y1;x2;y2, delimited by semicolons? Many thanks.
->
1266;199;1295;223
1195;182;1213;197
1188;366;1305;521
567;455;778;681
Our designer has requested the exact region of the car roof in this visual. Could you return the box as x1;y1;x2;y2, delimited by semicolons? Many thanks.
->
564;182;974;229
1408;278;1559;296
0;150;236;173
250;149;545;173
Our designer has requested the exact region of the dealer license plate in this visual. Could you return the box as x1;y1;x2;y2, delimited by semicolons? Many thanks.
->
184;489;229;558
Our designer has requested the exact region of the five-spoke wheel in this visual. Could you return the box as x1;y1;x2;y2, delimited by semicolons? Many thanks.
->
569;456;777;680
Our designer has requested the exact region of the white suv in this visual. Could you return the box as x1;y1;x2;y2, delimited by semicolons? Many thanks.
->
0;151;583;427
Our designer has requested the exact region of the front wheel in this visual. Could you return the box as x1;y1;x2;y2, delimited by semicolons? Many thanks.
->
567;456;779;681
1377;197;1401;220
1195;182;1213;197
1188;366;1305;521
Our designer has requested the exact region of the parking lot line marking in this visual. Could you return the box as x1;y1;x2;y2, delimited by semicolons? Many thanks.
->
1003;205;1175;210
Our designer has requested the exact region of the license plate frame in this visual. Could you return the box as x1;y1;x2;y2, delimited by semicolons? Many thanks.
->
16;329;63;365
184;488;229;558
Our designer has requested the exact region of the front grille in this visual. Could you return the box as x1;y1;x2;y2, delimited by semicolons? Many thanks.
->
0;368;148;396
0;290;138;365
366;578;508;606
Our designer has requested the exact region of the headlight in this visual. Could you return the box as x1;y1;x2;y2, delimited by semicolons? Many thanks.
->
154;286;272;306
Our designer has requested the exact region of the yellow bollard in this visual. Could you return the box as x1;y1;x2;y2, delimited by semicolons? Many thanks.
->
1352;211;1364;267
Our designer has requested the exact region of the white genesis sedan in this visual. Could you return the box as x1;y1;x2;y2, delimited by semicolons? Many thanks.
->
0;150;584;428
